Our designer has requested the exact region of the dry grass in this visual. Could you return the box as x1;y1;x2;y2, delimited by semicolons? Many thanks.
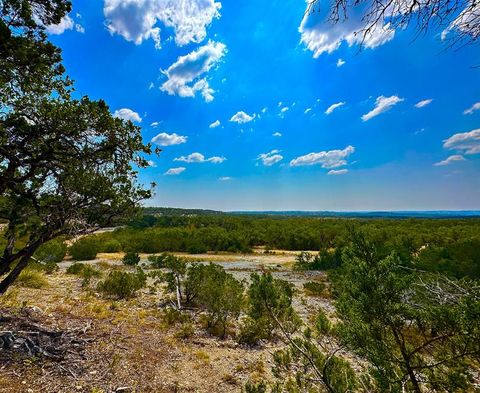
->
0;267;278;393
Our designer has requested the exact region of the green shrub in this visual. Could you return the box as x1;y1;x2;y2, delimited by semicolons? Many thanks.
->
122;252;140;266
66;263;86;275
183;263;244;338
80;265;101;286
16;269;49;289
102;239;122;253
66;263;101;286
239;272;300;345
303;281;326;296
69;237;98;260
97;269;146;299
34;238;67;263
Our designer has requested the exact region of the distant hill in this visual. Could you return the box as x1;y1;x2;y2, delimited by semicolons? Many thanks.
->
142;208;480;219
230;210;480;219
142;207;224;216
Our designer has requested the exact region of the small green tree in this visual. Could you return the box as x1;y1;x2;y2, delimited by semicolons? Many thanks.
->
187;263;244;337
161;254;187;309
239;272;300;345
69;238;98;261
122;252;140;266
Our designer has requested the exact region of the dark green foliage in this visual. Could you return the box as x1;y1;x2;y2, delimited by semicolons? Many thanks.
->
148;252;170;268
294;250;342;271
0;0;154;294
239;272;300;345
122;252;140;266
97;268;146;299
69;238;98;261
335;230;480;392
97;215;480;279
187;264;244;337
34;238;67;263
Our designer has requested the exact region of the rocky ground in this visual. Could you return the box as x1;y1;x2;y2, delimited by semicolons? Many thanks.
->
0;251;333;393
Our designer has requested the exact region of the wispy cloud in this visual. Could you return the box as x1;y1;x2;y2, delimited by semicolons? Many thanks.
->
463;102;480;115
336;58;346;67
433;155;465;166
328;169;348;175
325;102;345;115
164;167;186;175
361;95;403;121
415;99;433;108
209;120;221;128
257;150;283;166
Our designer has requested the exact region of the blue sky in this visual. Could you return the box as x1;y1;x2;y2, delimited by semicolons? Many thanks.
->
47;0;480;211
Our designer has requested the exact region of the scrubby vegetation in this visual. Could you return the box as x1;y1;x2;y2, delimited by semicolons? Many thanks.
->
88;215;480;279
122;252;140;266
69;238;99;261
97;269;147;299
1;213;480;391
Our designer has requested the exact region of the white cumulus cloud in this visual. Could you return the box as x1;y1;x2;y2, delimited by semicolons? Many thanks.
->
415;98;433;108
164;167;186;175
151;132;187;146
174;152;225;163
209;120;221;128
299;3;395;58
160;41;226;102
336;58;346;67
103;0;221;48
257;150;283;166
230;111;255;124
433;155;465;166
328;169;349;175
443;129;480;155
463;102;480;115
361;95;403;121
273;132;282;137
325;101;345;115
46;15;74;34
304;108;312;114
290;145;355;168
113;108;142;122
